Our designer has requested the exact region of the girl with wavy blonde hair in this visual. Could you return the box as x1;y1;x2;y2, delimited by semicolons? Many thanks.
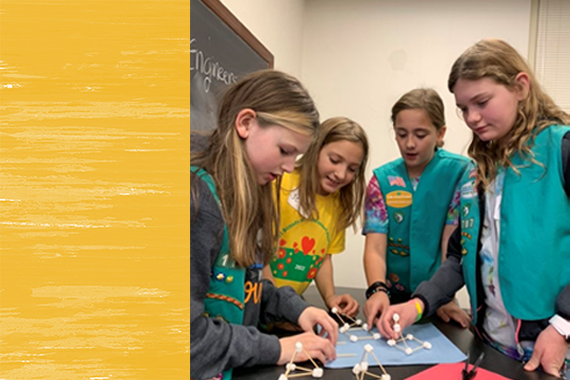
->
378;39;570;379
448;38;570;189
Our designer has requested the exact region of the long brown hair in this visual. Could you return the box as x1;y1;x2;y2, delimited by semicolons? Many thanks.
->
391;88;447;148
296;117;369;234
448;39;570;190
191;70;320;267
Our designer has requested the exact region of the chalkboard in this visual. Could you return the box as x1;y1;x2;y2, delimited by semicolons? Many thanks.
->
191;0;273;131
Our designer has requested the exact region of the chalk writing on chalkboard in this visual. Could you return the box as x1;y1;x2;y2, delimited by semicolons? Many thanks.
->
191;0;273;131
191;38;238;93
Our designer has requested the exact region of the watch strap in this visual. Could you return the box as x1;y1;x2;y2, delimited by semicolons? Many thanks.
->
549;314;570;339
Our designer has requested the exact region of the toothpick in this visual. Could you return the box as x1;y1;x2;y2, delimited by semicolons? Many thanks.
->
301;347;320;369
370;351;388;375
285;373;312;378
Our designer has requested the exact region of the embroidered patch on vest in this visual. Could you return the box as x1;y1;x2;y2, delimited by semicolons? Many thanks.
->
386;191;412;208
388;176;406;187
461;180;477;199
462;203;471;217
393;211;405;223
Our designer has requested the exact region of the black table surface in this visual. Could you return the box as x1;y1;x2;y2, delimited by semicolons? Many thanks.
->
233;286;559;380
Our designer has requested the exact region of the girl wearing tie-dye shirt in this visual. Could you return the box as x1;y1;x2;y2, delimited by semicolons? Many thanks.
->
362;88;471;331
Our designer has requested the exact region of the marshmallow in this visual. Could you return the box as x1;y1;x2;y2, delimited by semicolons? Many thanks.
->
312;368;323;378
352;363;361;375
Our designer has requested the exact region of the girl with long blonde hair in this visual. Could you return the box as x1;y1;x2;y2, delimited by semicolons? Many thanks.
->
265;117;369;317
191;70;339;380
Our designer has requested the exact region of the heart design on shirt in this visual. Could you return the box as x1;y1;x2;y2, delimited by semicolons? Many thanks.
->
301;236;315;254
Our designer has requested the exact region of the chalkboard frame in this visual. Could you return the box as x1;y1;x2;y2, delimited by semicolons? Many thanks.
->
200;0;274;68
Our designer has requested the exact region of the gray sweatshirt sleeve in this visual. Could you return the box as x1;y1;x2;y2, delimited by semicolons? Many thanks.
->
414;132;570;320
412;226;466;317
556;285;570;320
190;177;282;379
258;280;309;325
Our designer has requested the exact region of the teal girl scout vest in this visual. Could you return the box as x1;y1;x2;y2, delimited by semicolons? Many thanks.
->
191;166;245;380
460;125;570;323
373;149;469;294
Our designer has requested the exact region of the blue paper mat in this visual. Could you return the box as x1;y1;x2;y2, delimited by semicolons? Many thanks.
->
326;323;466;368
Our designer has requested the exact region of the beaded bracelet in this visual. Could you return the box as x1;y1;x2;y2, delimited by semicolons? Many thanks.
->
365;281;390;300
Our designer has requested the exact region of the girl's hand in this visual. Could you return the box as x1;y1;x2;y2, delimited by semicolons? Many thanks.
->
277;332;336;365
523;325;567;377
378;299;421;339
325;294;359;317
436;300;471;328
363;291;390;330
297;306;338;346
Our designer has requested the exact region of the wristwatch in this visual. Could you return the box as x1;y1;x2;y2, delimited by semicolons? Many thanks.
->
549;314;570;341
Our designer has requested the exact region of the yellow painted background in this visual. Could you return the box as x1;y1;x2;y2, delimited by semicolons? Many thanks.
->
0;1;190;379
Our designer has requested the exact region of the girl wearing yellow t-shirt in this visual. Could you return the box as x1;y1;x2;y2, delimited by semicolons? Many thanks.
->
264;117;369;317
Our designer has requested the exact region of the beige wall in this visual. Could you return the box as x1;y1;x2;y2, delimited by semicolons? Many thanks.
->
218;0;532;307
302;0;532;297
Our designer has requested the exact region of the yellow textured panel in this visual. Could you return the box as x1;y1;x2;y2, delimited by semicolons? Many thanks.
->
0;1;190;379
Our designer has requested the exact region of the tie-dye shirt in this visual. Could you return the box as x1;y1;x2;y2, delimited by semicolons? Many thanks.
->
362;175;460;234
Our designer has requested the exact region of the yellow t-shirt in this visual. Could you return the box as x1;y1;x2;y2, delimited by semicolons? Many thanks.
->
270;171;345;295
